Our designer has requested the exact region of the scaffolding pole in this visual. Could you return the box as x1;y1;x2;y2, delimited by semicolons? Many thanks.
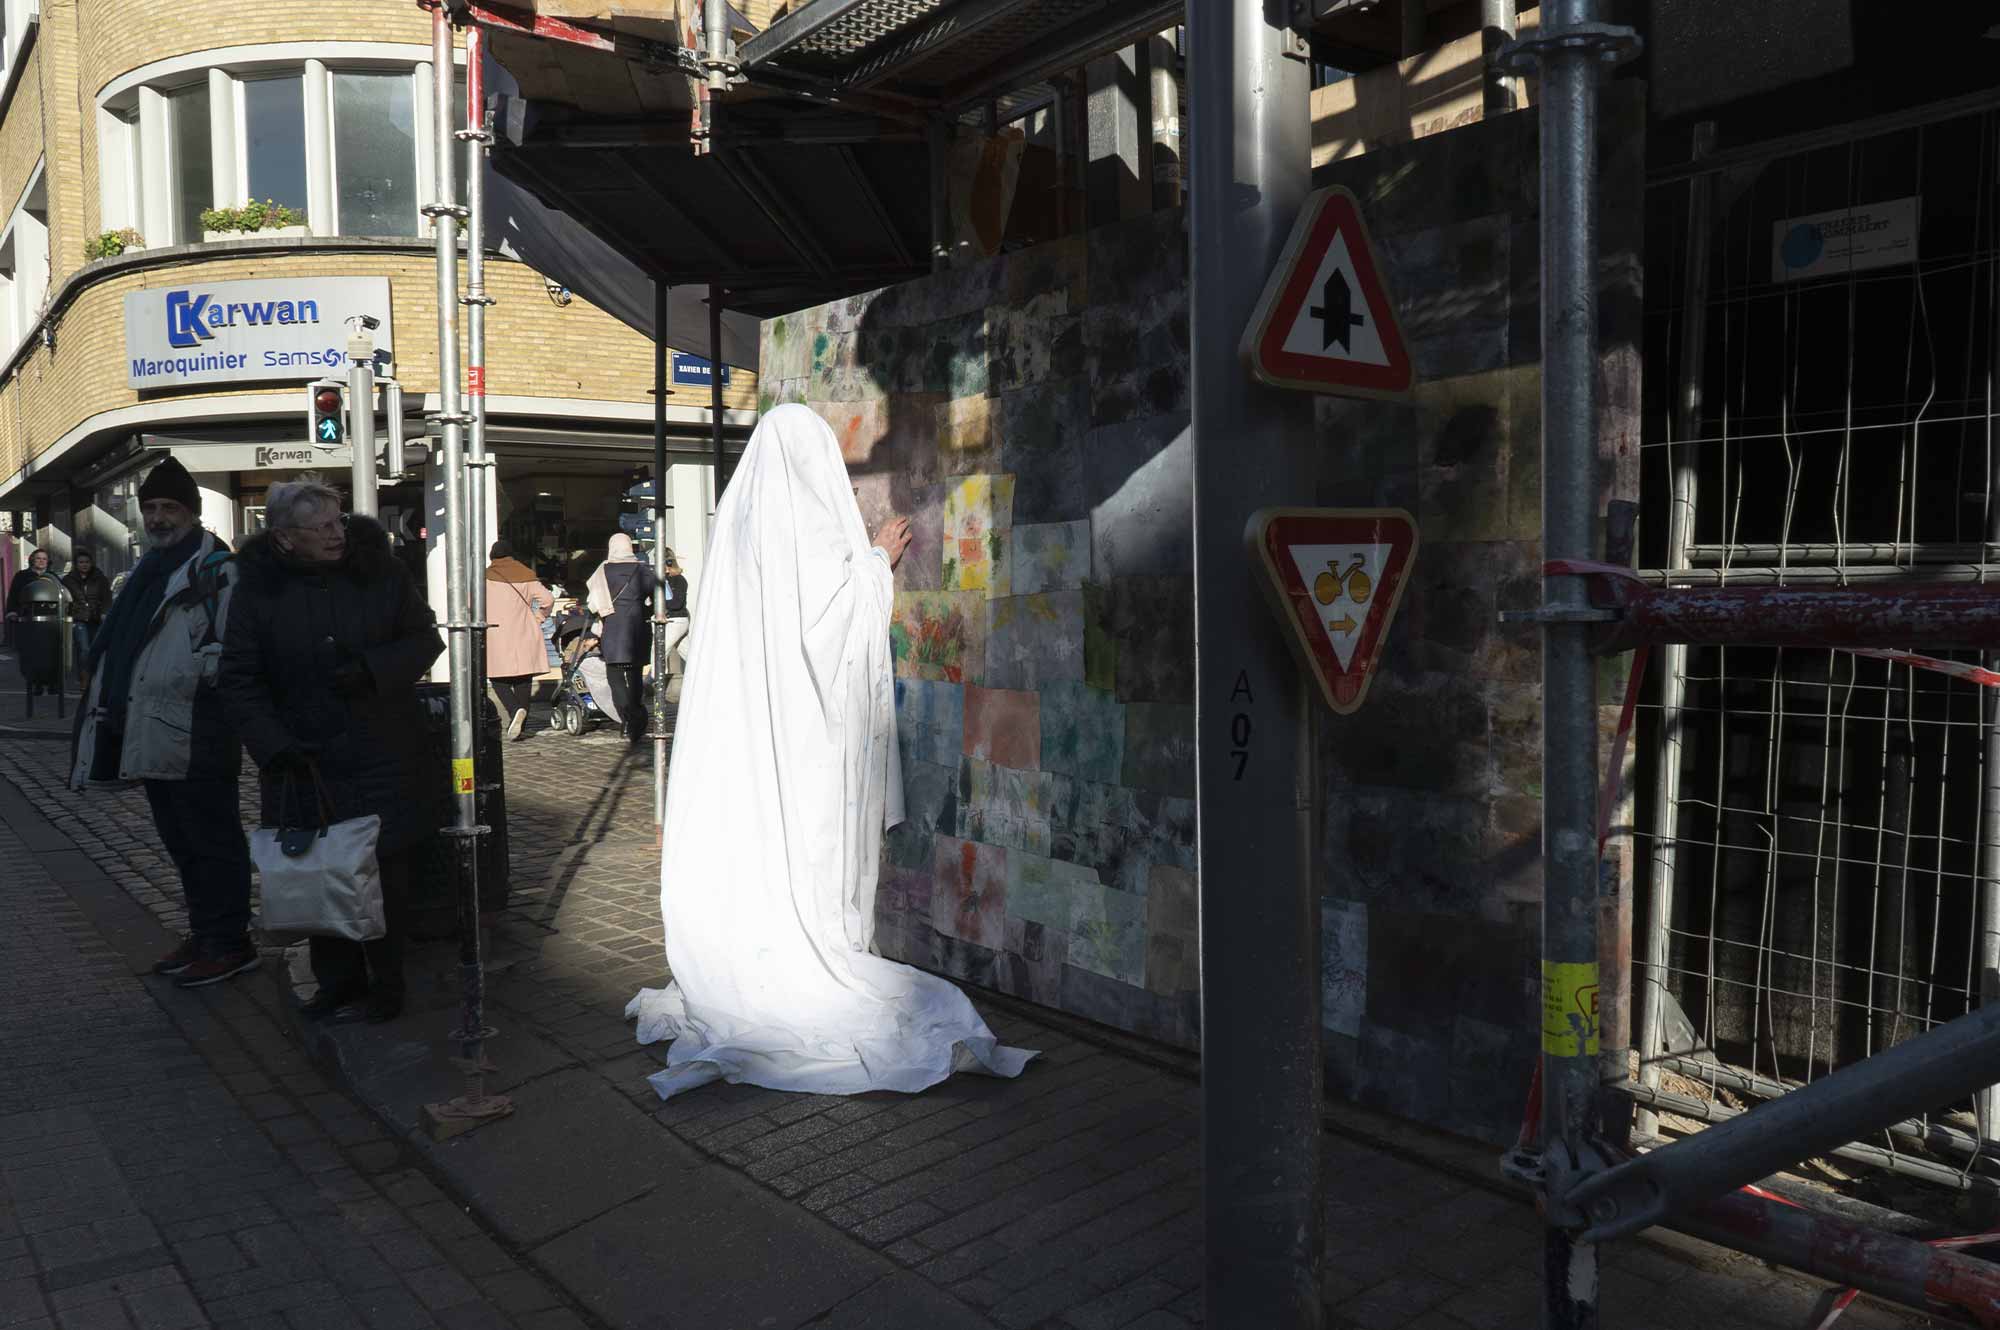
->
1635;120;1715;1142
709;284;726;496
1498;2;1639;1324
422;2;510;1139
1980;191;2000;1148
652;281;671;829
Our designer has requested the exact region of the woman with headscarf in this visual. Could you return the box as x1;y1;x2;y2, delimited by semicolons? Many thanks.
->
626;404;1036;1100
584;532;657;744
484;539;553;740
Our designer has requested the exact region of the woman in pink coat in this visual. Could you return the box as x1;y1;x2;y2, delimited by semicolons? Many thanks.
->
484;540;553;740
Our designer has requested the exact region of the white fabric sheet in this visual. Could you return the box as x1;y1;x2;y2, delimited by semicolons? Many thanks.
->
627;405;1036;1099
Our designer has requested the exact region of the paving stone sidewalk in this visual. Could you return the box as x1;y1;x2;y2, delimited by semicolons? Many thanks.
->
0;782;593;1330
0;659;1936;1329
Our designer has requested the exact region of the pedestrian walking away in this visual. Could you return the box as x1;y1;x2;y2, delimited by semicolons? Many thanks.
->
627;403;1037;1099
69;457;254;987
584;531;657;745
221;475;445;1025
484;538;553;740
61;548;113;678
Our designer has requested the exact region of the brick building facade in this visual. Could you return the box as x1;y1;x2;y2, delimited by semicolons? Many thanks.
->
0;0;752;602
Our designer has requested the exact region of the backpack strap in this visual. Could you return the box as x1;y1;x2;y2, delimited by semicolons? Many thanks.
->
177;548;234;647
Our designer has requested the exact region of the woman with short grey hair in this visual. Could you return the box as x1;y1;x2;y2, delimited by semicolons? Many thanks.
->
264;477;344;537
221;475;444;1023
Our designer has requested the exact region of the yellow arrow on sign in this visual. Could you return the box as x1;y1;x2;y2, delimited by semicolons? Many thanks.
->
1327;614;1358;635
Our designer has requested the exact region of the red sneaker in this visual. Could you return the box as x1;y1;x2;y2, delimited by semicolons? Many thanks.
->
173;939;261;988
151;936;201;975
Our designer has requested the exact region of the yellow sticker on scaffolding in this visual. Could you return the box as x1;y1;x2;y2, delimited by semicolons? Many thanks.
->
452;758;475;795
1542;962;1600;1057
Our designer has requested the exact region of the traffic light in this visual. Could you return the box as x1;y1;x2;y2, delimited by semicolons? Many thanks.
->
310;384;344;446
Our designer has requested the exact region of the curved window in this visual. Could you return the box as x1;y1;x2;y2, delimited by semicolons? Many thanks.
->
98;52;462;246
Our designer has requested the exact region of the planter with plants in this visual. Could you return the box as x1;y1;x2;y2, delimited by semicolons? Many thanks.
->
83;229;144;261
200;199;309;242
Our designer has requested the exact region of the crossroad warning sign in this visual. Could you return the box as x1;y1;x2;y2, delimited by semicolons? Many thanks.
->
1248;508;1419;714
1240;186;1413;399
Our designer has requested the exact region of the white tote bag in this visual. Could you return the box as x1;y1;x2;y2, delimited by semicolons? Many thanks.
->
251;766;387;942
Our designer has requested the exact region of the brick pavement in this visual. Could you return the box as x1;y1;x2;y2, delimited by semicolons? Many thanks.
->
0;776;593;1330
0;661;1939;1329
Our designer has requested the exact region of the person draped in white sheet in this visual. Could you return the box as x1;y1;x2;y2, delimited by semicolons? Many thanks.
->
626;404;1037;1099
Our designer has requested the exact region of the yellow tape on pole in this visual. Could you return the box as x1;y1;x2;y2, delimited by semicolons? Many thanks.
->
1541;961;1600;1057
452;758;475;795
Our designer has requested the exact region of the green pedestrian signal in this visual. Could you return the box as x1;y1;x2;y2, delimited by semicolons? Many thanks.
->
311;385;344;447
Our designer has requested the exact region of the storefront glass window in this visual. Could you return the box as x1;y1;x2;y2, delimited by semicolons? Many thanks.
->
244;75;308;214
168;83;212;244
333;71;418;237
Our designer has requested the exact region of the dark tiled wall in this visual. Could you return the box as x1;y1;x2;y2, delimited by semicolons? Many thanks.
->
758;85;1643;1144
760;207;1202;1048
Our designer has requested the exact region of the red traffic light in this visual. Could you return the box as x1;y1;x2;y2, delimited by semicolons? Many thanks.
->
313;387;342;414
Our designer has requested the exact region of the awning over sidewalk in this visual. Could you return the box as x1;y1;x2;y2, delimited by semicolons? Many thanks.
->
482;46;766;364
468;0;1184;319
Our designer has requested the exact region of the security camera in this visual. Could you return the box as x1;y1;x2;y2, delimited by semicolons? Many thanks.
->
349;314;382;332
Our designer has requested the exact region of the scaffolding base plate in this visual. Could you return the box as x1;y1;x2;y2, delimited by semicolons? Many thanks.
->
422;1094;515;1141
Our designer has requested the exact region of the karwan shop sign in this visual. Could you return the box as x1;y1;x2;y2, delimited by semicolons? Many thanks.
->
124;276;393;389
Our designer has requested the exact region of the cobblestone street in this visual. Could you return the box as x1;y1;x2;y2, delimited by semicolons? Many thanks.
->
0;667;1933;1329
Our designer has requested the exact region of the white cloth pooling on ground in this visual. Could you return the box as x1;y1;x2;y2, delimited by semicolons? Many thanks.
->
626;404;1036;1099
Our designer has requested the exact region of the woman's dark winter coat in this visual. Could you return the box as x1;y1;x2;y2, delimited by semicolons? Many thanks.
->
220;515;445;854
595;562;658;665
61;567;113;624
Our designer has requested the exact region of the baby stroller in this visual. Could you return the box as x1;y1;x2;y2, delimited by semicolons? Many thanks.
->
549;634;616;736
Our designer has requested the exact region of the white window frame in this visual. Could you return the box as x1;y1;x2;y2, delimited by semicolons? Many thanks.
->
0;0;39;96
97;42;459;245
325;65;425;240
95;104;143;237
0;159;50;361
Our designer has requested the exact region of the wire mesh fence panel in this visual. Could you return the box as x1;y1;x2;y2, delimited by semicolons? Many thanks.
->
1635;104;2000;1199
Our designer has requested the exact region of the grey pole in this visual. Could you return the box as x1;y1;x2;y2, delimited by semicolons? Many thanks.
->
463;33;494;724
928;118;951;271
1504;2;1636;1323
1187;0;1322;1323
1147;31;1181;211
1980;296;2000;1149
421;4;507;1137
1570;997;2000;1244
382;380;406;481
1480;0;1518;118
1635;121;1715;1142
346;323;377;519
709;283;726;497
653;281;670;827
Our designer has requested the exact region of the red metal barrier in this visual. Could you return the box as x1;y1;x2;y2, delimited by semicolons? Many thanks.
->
1543;559;2000;654
1677;1188;2000;1327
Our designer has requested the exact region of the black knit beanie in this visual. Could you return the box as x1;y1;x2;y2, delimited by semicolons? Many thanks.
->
137;457;200;513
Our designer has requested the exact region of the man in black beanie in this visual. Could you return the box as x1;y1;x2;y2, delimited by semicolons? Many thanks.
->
72;455;256;987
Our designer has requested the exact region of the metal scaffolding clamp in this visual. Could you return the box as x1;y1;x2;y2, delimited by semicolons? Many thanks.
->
460;293;498;307
421;203;472;220
1496;19;1641;72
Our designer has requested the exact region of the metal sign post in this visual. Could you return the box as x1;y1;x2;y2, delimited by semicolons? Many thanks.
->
1189;0;1322;1322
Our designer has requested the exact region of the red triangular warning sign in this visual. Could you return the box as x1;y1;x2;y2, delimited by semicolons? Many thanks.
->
1247;508;1419;714
1240;186;1414;399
